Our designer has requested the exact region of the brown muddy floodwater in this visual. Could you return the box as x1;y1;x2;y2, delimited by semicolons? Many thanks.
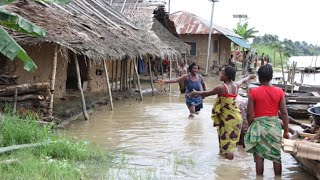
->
66;75;316;180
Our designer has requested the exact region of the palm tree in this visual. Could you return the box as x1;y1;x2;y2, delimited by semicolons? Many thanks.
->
0;0;69;71
233;21;259;42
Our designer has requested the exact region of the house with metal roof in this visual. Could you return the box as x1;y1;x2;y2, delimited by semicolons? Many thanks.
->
170;11;250;70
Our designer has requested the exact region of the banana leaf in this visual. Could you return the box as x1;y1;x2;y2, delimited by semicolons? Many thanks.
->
0;9;48;37
0;27;37;71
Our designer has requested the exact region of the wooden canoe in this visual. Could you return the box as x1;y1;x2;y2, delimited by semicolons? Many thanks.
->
285;134;320;179
250;82;320;93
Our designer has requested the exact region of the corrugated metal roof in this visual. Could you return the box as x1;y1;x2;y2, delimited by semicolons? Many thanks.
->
170;11;242;38
226;35;251;49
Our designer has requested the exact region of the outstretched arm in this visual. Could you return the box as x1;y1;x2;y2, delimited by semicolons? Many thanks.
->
189;85;223;99
157;74;187;84
236;74;256;88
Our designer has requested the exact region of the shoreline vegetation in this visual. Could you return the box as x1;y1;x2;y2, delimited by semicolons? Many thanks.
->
0;107;114;179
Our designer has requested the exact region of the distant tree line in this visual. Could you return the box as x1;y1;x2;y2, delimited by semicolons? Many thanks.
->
252;34;320;57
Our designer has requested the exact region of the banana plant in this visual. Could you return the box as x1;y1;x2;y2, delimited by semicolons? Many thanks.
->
233;21;259;42
0;0;69;71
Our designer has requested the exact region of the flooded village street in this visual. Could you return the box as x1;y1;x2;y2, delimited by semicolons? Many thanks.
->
66;77;315;179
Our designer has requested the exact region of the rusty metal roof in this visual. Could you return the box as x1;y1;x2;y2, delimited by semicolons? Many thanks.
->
169;11;242;38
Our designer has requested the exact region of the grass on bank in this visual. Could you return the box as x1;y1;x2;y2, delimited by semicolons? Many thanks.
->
0;108;113;179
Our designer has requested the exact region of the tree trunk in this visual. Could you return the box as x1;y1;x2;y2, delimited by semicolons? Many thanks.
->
0;83;50;97
0;94;45;102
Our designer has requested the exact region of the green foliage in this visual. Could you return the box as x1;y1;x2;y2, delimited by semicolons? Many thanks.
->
253;34;320;57
0;0;16;5
233;21;259;42
0;112;52;146
0;27;38;71
251;44;289;67
0;8;48;36
0;110;114;179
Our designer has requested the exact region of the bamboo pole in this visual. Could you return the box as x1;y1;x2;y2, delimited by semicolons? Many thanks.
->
49;46;58;116
103;60;114;110
291;62;297;93
129;59;132;88
148;56;155;96
120;60;123;91
115;60;119;91
169;56;172;91
111;60;114;91
160;58;164;80
125;59;128;90
74;55;89;120
13;88;18;113
279;48;287;93
274;49;276;67
133;57;143;100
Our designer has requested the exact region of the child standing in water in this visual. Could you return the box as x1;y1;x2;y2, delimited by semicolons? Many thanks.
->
190;66;255;160
157;63;206;118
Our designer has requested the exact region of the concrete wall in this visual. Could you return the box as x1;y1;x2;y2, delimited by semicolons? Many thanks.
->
0;43;68;98
180;34;231;71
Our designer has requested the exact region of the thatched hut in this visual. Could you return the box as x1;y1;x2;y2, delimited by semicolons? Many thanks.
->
0;0;182;120
111;0;189;76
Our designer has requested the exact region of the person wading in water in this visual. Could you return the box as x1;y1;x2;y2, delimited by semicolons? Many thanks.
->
190;66;255;160
157;63;206;118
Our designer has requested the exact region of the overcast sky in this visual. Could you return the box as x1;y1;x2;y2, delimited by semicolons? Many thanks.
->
166;0;320;45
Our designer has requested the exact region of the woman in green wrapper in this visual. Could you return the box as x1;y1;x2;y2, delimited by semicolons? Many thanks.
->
190;66;255;160
245;64;290;176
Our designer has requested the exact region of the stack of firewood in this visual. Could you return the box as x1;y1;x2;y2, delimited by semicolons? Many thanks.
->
0;75;18;86
0;82;51;118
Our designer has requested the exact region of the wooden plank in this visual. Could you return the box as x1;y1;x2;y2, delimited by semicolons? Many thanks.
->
283;139;295;152
311;92;320;97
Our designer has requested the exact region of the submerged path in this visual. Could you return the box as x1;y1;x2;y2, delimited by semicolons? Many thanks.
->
66;77;315;179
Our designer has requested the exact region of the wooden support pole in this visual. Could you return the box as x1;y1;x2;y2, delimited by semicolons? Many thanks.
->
148;56;155;96
291;62;297;93
169;56;172;91
49;46;58;116
274;49;276;67
120;60;123;91
74;55;89;120
133;58;143;100
115;60;119;91
125;59;128;90
111;60;114;91
13;88;18;113
279;49;287;93
160;58;164;80
129;59;132;88
103;60;114;110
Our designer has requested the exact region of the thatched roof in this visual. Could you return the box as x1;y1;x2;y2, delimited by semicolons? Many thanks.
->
111;0;189;57
2;0;180;60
